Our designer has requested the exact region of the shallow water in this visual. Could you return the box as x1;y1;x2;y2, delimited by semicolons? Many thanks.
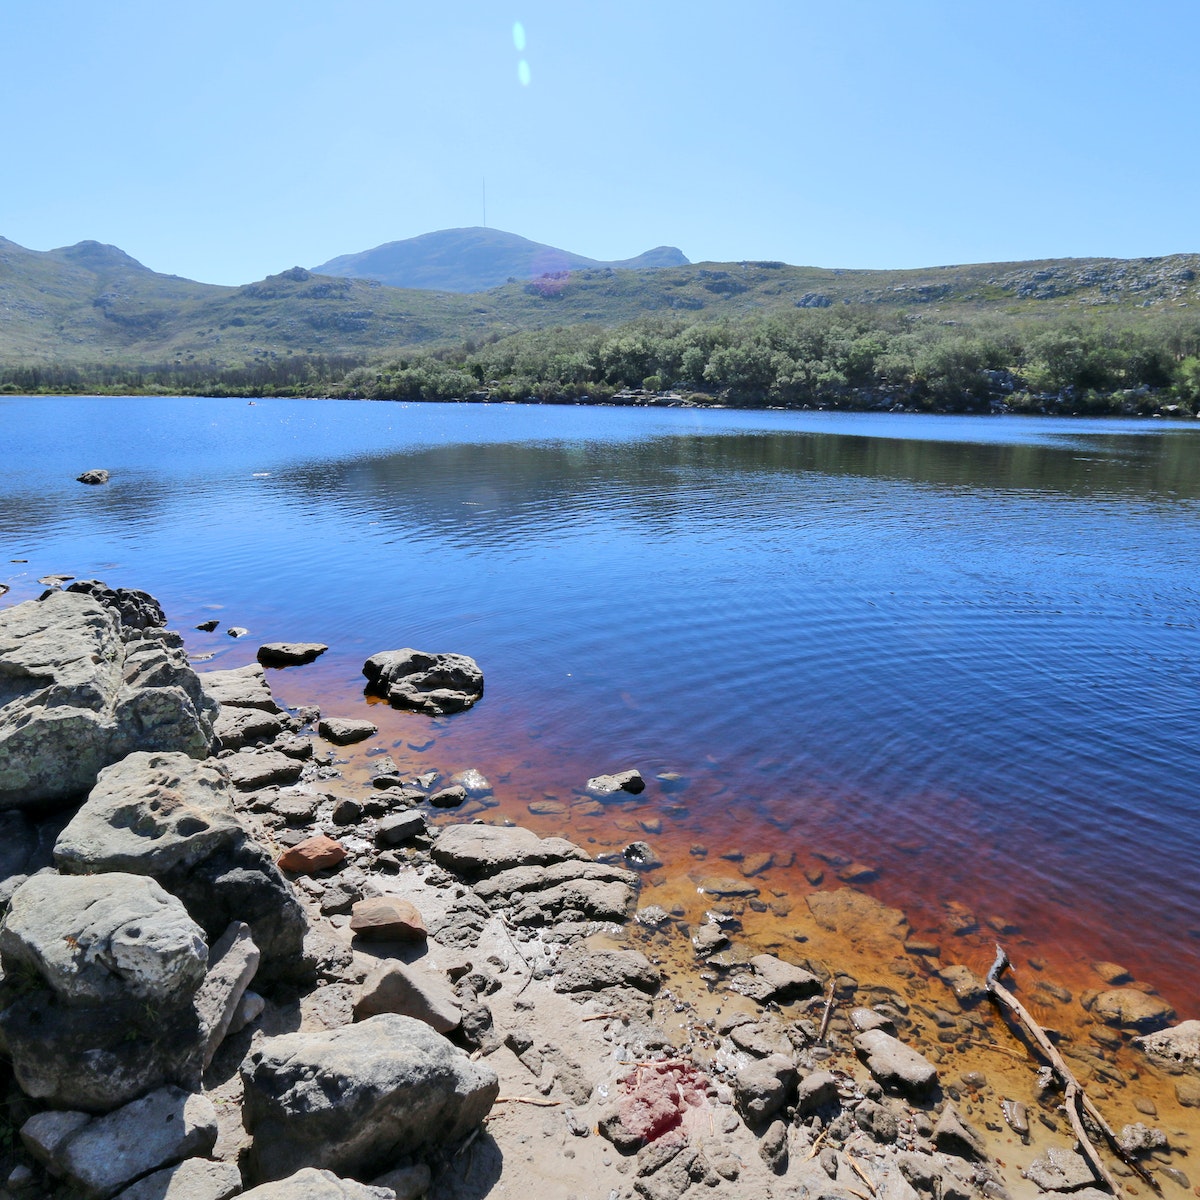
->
4;397;1200;1012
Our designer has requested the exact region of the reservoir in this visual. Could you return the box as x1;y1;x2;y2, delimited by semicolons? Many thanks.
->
3;396;1199;1012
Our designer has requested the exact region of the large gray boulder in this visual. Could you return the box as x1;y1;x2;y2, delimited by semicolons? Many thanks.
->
362;648;484;715
240;1014;499;1182
197;663;280;713
22;1086;218;1200
1135;1019;1200;1068
239;1170;396;1200
0;873;209;1110
0;592;215;808
53;752;309;982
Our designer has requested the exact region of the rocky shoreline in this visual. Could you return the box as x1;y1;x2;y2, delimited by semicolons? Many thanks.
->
0;583;1197;1199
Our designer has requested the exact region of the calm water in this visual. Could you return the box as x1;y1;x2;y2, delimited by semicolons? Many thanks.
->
3;397;1200;1006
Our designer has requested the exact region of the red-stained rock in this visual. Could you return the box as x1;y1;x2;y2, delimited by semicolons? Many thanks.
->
277;834;345;874
349;897;428;943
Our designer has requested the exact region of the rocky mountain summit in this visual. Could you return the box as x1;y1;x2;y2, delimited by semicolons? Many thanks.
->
0;582;1194;1199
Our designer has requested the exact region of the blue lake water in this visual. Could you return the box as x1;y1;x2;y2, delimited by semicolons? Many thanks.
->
3;396;1200;1004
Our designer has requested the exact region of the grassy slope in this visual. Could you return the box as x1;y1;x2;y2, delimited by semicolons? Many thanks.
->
1;235;1198;368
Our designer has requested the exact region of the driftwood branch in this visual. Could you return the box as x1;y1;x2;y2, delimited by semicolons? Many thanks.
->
817;978;837;1044
986;944;1156;1196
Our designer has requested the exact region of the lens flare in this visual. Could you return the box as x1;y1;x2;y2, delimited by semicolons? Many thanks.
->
517;59;531;86
512;21;526;52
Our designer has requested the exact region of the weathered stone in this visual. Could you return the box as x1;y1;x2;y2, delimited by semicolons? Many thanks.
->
222;749;303;790
586;769;645;796
554;948;661;994
212;704;284;751
854;1030;938;1098
692;922;728;955
113;1158;242;1200
1092;960;1133;985
52;751;307;984
0;873;209;1109
432;823;589;877
851;1007;896;1033
277;834;346;873
362;648;484;715
1023;1147;1095;1191
694;875;759;898
198;663;280;713
49;1087;218;1200
65;581;165;630
353;960;461;1031
257;643;328;667
1135;1019;1200;1067
1092;988;1175;1030
475;855;640;925
933;1103;987;1159
77;469;110;485
56;751;243;875
240;1014;498;1181
0;592;216;808
1117;1122;1168;1155
239;1169;396;1199
734;1054;797;1126
374;811;427;846
745;953;822;1002
350;896;428;942
796;1069;839;1115
20;1109;93;1169
319;717;377;745
1;872;206;1006
196;921;260;1070
428;785;467;809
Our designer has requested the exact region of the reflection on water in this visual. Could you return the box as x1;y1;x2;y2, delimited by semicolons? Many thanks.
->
3;397;1200;1010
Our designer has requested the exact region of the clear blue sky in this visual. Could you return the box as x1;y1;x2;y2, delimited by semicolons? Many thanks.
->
3;0;1197;285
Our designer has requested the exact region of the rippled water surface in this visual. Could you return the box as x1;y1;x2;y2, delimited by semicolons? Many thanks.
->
4;397;1200;1005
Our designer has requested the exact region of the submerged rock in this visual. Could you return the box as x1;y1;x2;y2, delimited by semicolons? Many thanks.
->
1135;1019;1200;1067
362;648;484;715
1091;988;1175;1030
76;469;110;485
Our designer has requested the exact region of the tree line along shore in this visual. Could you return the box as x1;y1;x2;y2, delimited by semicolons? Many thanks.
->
5;306;1200;417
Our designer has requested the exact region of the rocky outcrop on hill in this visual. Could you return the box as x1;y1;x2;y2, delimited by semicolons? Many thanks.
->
0;591;215;808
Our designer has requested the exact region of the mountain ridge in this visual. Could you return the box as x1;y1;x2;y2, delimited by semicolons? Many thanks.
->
313;227;689;292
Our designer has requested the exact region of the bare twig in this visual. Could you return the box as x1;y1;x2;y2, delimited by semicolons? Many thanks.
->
494;1096;561;1107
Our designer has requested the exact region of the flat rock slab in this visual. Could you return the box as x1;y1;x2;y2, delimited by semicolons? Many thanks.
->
198;663;280;713
42;1086;218;1200
112;1157;242;1200
694;875;760;898
807;888;909;941
223;750;303;790
362;648;484;715
431;823;588;877
1135;1019;1200;1067
350;896;428;942
1092;988;1175;1030
1;871;207;1006
257;643;328;667
240;1013;498;1181
745;954;822;1002
374;811;427;847
239;1169;396;1200
554;948;661;994
474;858;640;924
319;717;377;745
1023;1147;1096;1192
55;751;243;876
196;921;260;1070
353;960;461;1031
212;705;284;752
428;785;467;808
277;834;346;874
854;1029;938;1098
